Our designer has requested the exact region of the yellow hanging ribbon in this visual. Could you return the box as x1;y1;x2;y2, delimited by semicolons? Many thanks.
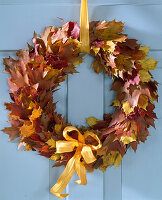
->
80;0;90;53
50;126;102;199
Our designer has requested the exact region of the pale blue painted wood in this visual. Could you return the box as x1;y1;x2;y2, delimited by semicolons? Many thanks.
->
1;4;162;50
0;52;49;200
91;5;162;50
67;54;104;200
49;80;68;200
104;75;122;200
1;0;162;5
122;51;162;200
1;1;162;200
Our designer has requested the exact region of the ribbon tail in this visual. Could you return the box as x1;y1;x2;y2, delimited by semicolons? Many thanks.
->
75;154;87;185
80;0;90;53
50;156;76;199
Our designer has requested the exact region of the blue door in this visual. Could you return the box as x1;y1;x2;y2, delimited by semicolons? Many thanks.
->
0;1;162;200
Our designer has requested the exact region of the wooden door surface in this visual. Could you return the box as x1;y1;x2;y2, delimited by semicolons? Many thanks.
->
0;1;162;200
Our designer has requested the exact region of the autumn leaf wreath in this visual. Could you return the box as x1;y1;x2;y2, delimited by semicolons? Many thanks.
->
2;0;158;199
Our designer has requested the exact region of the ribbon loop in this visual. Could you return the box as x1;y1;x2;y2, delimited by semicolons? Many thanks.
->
63;126;85;143
56;140;76;154
50;126;102;199
84;131;102;150
81;145;96;164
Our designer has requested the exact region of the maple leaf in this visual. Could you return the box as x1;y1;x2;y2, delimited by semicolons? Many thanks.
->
5;102;31;120
20;121;35;137
45;54;68;70
63;22;80;39
122;101;134;115
102;41;116;53
138;95;148;110
120;133;136;145
86;117;100;127
114;152;122;168
140;58;158;71
3;49;30;74
139;70;151;82
40;26;53;46
29;107;42;122
50;154;61;161
95;20;126;41
92;40;105;48
44;68;63;81
51;28;68;44
91;46;100;55
46;138;56;148
54;124;63;133
139;46;150;58
98;151;122;172
8;114;24;127
91;114;112;130
2;126;20;141
91;59;104;74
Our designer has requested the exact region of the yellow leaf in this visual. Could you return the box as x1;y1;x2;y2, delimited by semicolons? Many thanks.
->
114;153;122;168
50;154;60;161
139;70;151;82
44;69;62;80
20;122;35;137
86;117;100;127
72;54;85;66
95;20;124;40
28;101;35;110
113;99;121;107
139;46;150;58
120;133;136;145
122;101;134;115
46;138;56;148
99;151;122;171
29;107;42;122
150;92;158;103
73;59;83;66
102;41;116;53
99;152;115;172
140;58;158;70
55;124;62;133
24;144;32;151
64;37;81;47
91;46;100;54
138;94;148;110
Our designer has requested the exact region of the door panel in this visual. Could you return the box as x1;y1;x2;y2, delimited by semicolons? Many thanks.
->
122;51;162;200
1;4;162;50
0;52;49;200
67;55;104;200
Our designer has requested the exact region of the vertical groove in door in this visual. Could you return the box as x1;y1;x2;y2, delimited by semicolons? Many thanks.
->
104;73;122;200
49;79;68;200
121;161;122;200
103;72;105;200
66;75;69;200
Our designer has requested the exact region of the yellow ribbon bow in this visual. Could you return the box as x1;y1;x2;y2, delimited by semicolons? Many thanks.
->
50;126;102;199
